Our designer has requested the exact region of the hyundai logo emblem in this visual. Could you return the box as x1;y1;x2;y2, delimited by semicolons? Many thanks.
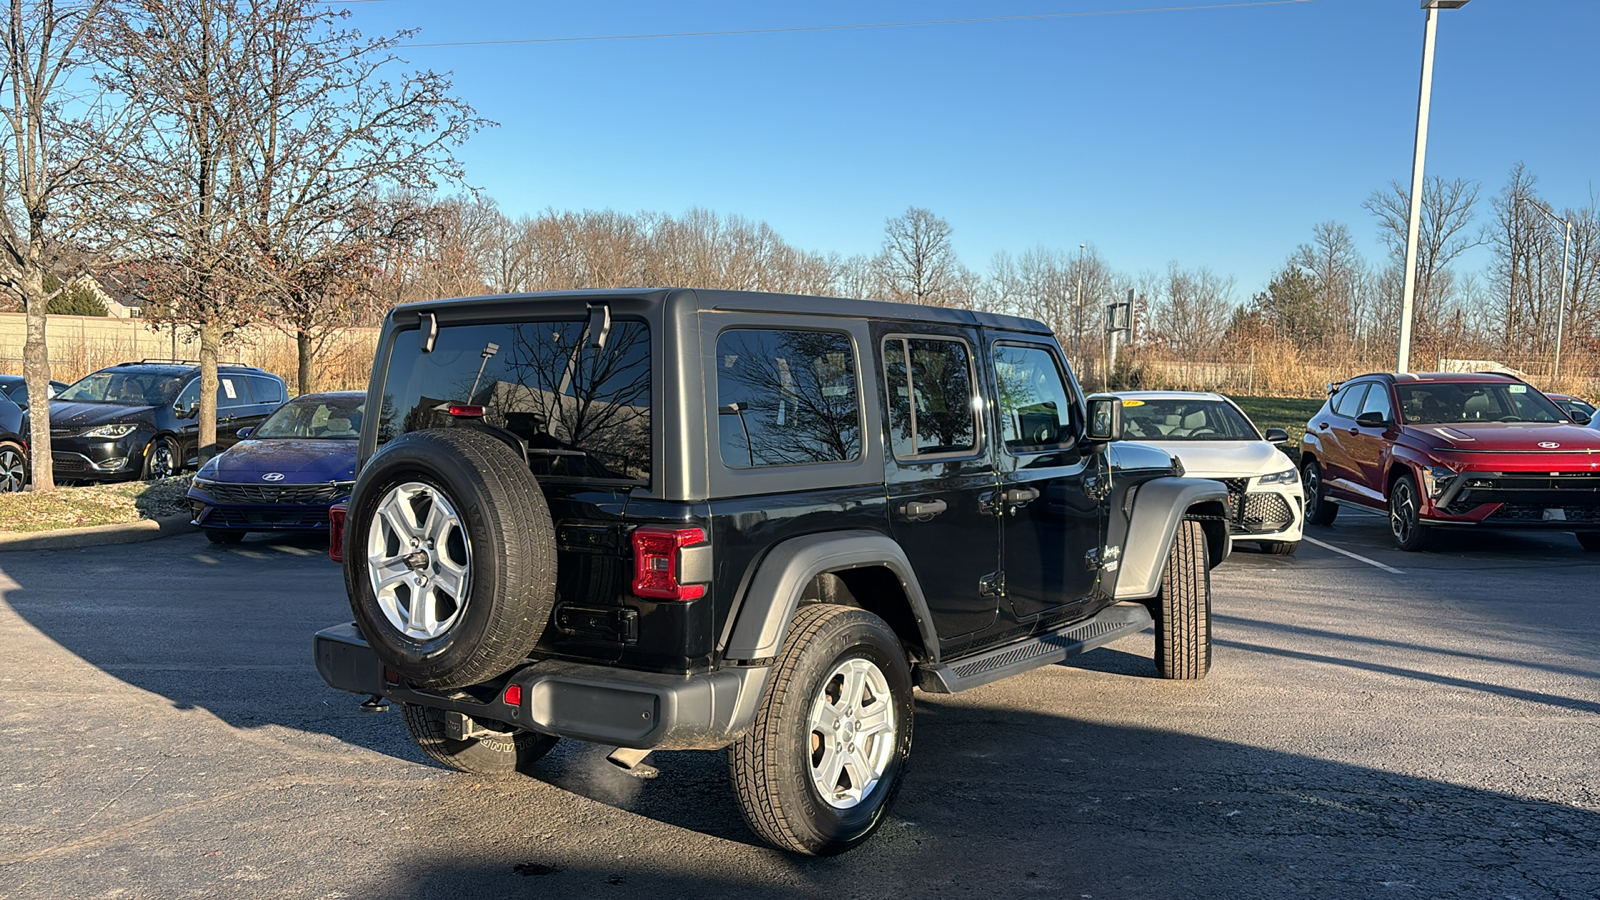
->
1538;442;1560;449
262;472;286;482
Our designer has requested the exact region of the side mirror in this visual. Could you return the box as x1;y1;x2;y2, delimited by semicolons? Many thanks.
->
237;427;254;439
1572;410;1592;425
177;403;198;420
1263;427;1290;444
1084;395;1122;443
1355;411;1387;428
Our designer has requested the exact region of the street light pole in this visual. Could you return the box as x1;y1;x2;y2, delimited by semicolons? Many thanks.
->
1074;243;1086;367
1518;196;1572;381
1397;0;1470;374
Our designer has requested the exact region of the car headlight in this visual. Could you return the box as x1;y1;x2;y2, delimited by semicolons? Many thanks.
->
1257;468;1298;485
1420;464;1457;499
83;424;138;439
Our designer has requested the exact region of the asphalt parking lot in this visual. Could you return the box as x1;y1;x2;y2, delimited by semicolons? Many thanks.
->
2;516;1597;899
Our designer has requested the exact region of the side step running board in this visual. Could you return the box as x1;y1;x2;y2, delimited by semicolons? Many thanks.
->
915;601;1152;694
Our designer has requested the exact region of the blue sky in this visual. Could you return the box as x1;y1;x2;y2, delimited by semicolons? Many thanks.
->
341;0;1600;297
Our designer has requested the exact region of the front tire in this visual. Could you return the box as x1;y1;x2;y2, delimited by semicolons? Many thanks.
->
1151;518;1212;680
205;528;245;544
1577;532;1600;552
1260;540;1298;556
729;604;914;856
0;442;26;492
401;703;557;776
143;436;179;480
1302;459;1337;526
1388;473;1433;552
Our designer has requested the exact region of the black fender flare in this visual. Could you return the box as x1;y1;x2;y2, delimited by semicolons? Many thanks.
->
1112;477;1230;601
723;530;941;663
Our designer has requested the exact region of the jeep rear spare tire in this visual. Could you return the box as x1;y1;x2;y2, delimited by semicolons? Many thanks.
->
346;427;557;690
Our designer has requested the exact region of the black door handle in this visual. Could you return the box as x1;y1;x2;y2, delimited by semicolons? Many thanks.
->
899;499;948;519
1003;487;1040;505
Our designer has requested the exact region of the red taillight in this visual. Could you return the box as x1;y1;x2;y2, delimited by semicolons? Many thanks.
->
631;526;707;601
448;404;485;418
503;684;523;707
328;504;348;563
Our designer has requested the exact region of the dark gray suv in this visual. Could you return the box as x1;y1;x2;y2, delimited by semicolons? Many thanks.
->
315;288;1229;855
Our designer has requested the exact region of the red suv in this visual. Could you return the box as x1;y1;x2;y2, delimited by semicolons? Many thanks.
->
1299;372;1600;551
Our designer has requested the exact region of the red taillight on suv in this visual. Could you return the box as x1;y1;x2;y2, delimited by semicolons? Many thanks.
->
328;503;348;563
631;526;708;600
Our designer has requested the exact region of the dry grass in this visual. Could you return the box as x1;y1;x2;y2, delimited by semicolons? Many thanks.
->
0;476;193;532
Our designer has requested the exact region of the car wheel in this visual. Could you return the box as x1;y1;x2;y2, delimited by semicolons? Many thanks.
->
142;436;178;480
729;604;914;856
401;703;557;776
345;427;557;690
1149;518;1211;680
1259;540;1298;556
1388;473;1434;552
1301;459;1337;526
1577;532;1600;552
204;529;245;544
0;442;26;493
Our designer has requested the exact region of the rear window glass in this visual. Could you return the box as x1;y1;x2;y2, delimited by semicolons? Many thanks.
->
379;320;651;483
716;328;861;468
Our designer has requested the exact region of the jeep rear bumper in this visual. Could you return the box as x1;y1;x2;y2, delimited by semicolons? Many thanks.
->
314;622;770;751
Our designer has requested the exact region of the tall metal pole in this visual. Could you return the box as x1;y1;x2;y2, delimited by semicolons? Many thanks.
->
1555;219;1571;381
1075;243;1086;368
1396;6;1439;374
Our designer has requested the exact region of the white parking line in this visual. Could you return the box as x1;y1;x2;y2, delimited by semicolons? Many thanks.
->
1302;536;1405;575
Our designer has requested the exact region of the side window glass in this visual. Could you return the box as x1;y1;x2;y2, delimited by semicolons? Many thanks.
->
1332;383;1368;417
175;378;199;411
883;337;978;459
717;329;860;468
217;376;251;408
993;343;1077;454
250;376;285;405
1358;384;1393;421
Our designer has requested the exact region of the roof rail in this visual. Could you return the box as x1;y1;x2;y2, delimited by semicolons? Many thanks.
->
132;358;203;365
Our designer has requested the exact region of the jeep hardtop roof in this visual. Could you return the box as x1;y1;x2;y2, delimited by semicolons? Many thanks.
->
384;287;1053;336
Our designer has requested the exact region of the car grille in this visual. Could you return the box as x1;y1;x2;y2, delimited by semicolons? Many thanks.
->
51;452;89;473
1485;504;1600;524
197;480;351;504
204;507;328;528
1215;478;1294;534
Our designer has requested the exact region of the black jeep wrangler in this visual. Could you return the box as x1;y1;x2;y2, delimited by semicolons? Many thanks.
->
315;288;1229;855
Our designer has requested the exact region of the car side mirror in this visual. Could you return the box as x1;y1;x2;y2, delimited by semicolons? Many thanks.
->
1084;395;1122;443
177;402;198;420
237;426;254;439
1572;410;1592;425
1355;411;1387;428
1263;427;1290;444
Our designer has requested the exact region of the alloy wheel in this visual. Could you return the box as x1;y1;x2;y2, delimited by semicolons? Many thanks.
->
807;657;897;810
149;443;175;479
0;447;24;492
1390;479;1417;545
366;481;473;640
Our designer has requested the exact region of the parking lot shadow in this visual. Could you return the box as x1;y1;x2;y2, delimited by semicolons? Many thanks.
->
2;535;1597;897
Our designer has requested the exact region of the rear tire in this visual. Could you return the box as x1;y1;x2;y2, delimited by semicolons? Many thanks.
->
729;604;914;856
1259;540;1298;556
205;529;245;544
1151;519;1212;680
1577;532;1600;552
1302;459;1337;526
401;703;557;775
346;428;557;690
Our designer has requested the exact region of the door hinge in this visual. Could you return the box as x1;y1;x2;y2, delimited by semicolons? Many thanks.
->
1085;545;1121;572
979;572;1006;598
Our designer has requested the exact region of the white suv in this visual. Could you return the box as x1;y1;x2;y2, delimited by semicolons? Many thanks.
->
1115;391;1304;555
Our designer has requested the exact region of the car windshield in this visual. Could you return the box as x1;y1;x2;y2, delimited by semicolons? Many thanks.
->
1120;398;1259;441
254;395;365;439
56;371;185;406
1397;383;1566;424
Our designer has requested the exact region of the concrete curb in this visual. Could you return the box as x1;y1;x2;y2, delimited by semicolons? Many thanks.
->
0;514;196;553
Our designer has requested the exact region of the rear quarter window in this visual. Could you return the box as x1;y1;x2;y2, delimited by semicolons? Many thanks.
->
715;328;861;468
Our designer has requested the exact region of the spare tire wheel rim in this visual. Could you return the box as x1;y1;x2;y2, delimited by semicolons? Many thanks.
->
808;657;896;810
368;481;473;640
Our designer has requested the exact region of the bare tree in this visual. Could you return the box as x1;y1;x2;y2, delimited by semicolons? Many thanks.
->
875;207;965;306
1290;221;1368;352
1364;175;1481;348
1148;263;1236;357
0;0;117;490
